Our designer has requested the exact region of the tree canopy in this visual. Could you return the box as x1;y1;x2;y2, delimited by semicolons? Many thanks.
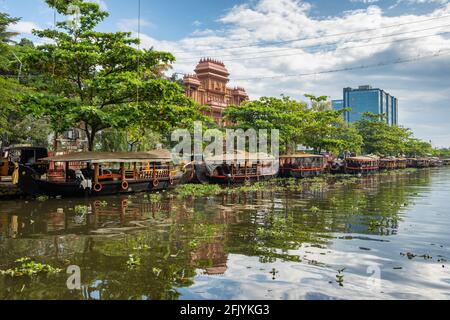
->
21;0;208;151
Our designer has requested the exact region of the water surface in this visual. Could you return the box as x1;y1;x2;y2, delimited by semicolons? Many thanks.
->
1;168;449;300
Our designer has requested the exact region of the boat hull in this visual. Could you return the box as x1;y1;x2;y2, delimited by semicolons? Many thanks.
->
17;165;182;198
279;168;324;178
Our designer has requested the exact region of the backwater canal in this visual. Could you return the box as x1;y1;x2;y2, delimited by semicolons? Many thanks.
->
1;168;449;300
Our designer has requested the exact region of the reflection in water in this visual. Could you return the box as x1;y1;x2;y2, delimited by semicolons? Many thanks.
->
1;168;449;300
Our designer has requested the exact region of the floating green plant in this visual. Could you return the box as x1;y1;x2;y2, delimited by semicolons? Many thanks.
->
36;195;49;202
126;254;141;269
74;205;89;215
146;193;162;203
0;257;62;278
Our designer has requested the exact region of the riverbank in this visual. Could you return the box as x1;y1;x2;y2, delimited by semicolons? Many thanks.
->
171;168;423;199
0;167;429;201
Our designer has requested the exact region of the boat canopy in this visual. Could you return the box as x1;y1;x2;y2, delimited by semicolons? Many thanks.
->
205;151;276;164
279;154;323;159
41;150;172;164
346;156;379;162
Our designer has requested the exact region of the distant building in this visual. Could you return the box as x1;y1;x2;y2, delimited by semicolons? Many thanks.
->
332;99;344;111
333;85;398;125
183;58;248;125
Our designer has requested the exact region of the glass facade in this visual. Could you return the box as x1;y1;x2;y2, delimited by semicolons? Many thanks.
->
335;86;398;125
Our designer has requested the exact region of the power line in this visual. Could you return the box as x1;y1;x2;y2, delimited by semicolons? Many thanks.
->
172;12;450;55
178;31;450;63
230;49;450;81
176;23;450;62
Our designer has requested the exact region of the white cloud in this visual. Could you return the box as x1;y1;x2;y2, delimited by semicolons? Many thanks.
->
117;18;153;32
8;21;39;34
350;0;380;3
134;0;450;146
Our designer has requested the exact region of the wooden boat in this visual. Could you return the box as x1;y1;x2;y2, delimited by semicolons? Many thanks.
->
1;146;48;177
203;151;278;184
345;156;379;174
396;158;407;169
429;157;444;167
15;150;187;197
379;158;397;170
406;158;430;168
279;154;325;178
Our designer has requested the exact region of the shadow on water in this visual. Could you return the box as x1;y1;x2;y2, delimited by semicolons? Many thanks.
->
0;168;448;300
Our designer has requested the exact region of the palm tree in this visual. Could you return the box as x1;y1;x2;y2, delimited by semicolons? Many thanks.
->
0;12;19;44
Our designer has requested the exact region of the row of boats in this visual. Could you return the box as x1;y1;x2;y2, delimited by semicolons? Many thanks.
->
1;146;448;198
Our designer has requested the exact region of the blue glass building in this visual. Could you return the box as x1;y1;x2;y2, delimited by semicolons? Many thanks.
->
334;85;398;125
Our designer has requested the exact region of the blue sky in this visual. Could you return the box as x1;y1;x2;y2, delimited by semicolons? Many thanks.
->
2;0;450;147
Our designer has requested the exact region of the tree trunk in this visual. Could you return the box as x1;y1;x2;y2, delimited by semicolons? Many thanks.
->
86;129;95;152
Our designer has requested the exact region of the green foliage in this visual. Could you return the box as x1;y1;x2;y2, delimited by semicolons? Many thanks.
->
21;0;208;151
74;205;89;215
355;112;430;156
224;96;310;153
126;254;141;270
0;12;19;69
433;148;450;159
173;184;223;198
0;257;62;278
225;95;362;154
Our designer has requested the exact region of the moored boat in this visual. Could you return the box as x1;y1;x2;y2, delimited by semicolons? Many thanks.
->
406;158;430;168
1;146;49;177
15;150;186;197
279;154;325;178
429;157;443;167
379;158;397;170
203;151;278;184
345;156;379;174
396;158;407;169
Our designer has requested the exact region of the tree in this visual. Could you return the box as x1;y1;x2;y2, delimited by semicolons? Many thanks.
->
405;138;433;157
355;113;412;156
305;94;331;112
23;0;206;151
0;78;51;148
0;12;19;70
224;96;310;154
302;108;360;154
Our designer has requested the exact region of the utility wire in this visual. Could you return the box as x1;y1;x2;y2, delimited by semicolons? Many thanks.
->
176;23;450;62
172;12;450;55
230;49;450;81
179;30;450;64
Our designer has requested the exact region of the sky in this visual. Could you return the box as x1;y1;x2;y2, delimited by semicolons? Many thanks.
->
2;0;450;147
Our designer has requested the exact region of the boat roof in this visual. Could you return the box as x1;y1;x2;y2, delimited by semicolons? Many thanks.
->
346;156;379;162
279;154;324;158
41;150;172;163
205;151;276;163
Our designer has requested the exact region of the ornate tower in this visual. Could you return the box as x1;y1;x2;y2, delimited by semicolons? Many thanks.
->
183;58;248;125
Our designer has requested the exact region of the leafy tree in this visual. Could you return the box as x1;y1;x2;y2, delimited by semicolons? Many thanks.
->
0;12;19;70
22;0;206;151
405;138;433;157
224;96;310;154
305;94;331;112
355;113;412;156
302;108;359;154
0;78;51;148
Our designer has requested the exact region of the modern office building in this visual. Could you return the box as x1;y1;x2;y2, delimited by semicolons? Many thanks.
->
333;85;398;125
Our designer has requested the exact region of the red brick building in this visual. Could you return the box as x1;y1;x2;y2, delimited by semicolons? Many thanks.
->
183;58;248;125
